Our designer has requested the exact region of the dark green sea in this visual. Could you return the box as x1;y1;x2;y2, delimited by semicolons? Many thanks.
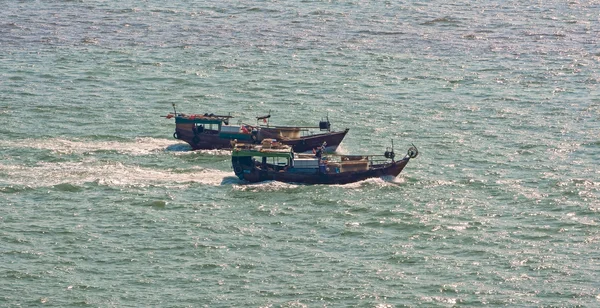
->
1;1;599;307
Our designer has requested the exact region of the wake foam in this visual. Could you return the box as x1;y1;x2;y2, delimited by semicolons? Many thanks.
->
230;176;404;191
0;161;233;188
0;137;187;156
0;137;238;157
233;180;299;191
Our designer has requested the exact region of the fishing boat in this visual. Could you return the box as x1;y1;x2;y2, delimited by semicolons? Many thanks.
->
164;105;349;152
231;140;418;185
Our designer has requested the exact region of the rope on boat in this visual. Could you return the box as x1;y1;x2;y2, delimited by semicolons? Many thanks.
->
407;144;419;158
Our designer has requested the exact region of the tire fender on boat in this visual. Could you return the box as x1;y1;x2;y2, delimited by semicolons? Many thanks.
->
407;145;419;158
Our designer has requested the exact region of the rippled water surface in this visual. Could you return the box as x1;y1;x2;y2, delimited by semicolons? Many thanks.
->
1;1;599;307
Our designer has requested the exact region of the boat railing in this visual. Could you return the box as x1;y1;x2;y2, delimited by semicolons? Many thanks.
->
317;154;394;167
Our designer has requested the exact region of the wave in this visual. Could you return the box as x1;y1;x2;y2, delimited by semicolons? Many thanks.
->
330;176;407;189
0;185;34;194
230;175;406;191
233;180;299;192
0;161;234;188
0;137;185;156
0;137;241;158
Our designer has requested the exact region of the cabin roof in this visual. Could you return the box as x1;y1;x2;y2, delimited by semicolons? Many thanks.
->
175;114;231;125
232;145;293;159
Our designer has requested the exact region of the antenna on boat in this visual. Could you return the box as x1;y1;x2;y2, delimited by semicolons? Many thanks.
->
384;139;396;161
172;103;177;115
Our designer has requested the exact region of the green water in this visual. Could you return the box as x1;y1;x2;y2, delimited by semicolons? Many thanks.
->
1;1;599;306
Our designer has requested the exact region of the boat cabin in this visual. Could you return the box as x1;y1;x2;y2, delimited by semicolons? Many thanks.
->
174;113;255;142
231;141;294;175
231;141;390;180
255;113;333;140
165;107;349;152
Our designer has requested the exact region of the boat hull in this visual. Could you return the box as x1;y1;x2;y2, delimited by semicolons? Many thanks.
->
176;127;349;152
234;158;410;185
277;129;349;152
175;129;234;150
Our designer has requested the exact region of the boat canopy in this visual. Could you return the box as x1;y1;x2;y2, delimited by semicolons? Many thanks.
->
175;114;232;125
232;146;293;159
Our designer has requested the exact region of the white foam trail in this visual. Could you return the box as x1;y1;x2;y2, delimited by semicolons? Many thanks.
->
333;143;349;155
230;176;404;190
0;137;239;157
331;176;406;189
0;137;187;156
195;149;232;156
0;161;234;188
233;180;299;191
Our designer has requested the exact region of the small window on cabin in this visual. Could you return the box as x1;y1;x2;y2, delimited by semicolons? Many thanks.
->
272;157;287;166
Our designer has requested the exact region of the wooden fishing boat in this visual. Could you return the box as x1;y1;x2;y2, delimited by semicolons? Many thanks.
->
231;140;418;185
164;106;348;152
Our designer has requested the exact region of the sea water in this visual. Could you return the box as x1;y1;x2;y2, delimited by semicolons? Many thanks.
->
1;1;599;306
